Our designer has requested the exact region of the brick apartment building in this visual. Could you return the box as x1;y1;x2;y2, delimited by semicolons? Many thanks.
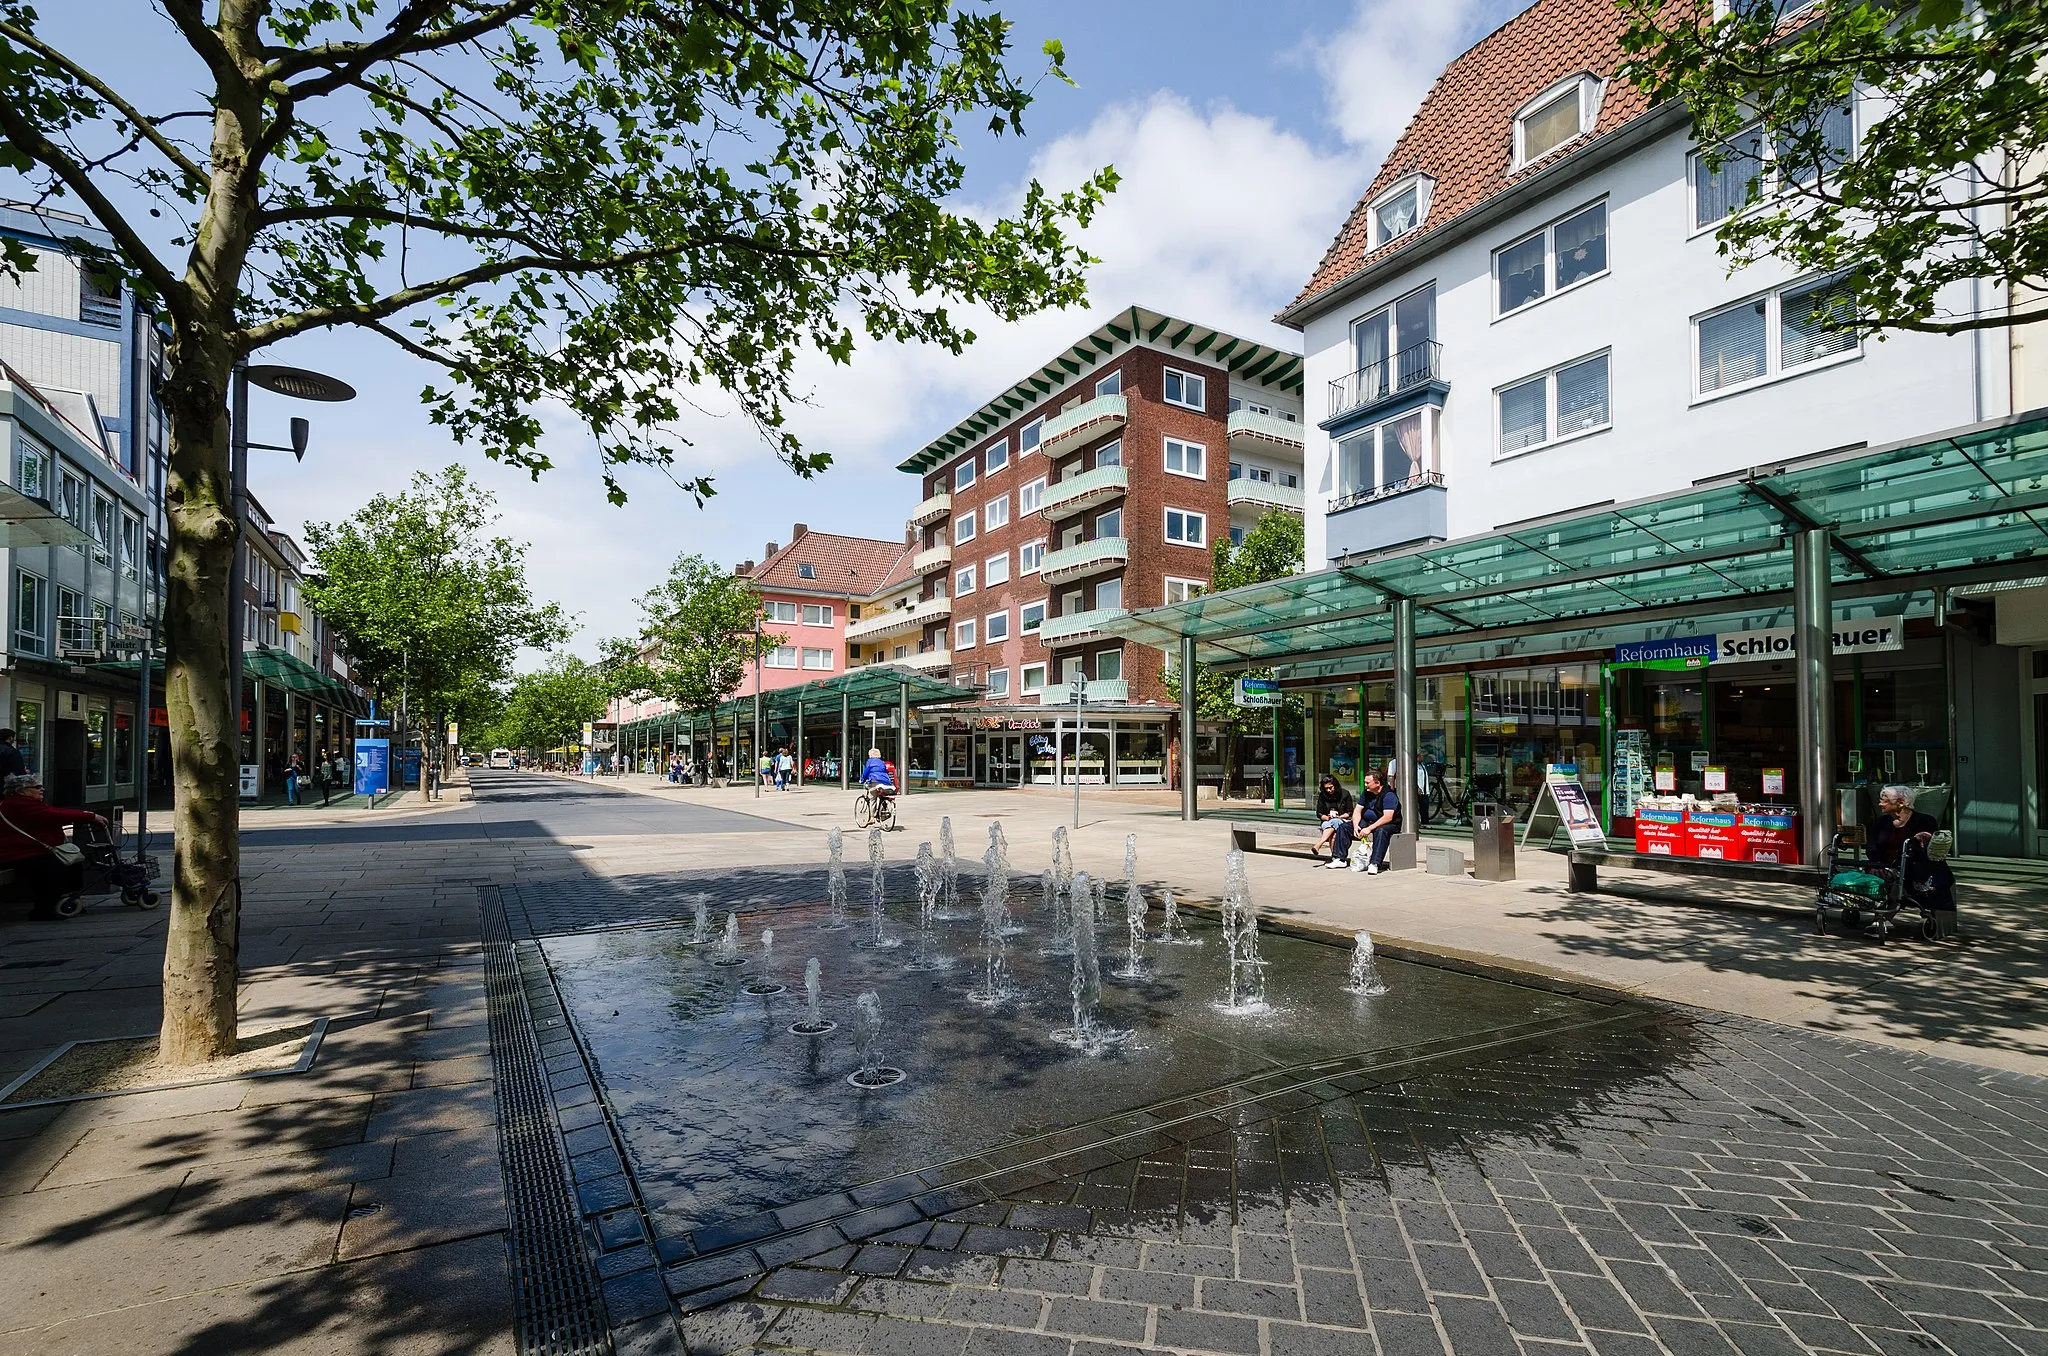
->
892;306;1305;785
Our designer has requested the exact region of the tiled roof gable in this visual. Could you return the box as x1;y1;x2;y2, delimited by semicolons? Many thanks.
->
1287;0;1700;321
749;530;910;599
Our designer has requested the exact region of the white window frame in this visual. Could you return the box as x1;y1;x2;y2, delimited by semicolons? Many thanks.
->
1164;508;1207;548
1164;577;1204;605
1368;174;1433;249
1688;100;1855;236
984;494;1011;530
1512;74;1604;170
1094;370;1122;398
953;457;977;491
764;645;799;669
954;510;976;545
1019;476;1047;513
956;618;977;649
1691;275;1861;403
984;436;1009;473
955;564;977;597
1094;648;1123;682
1019;539;1046;574
984;551;1010;586
764;600;798;624
1492;199;1610;320
986;668;1011;699
985;610;1010;642
1019;417;1043;456
1021;600;1046;633
1162;368;1206;412
800;603;833;626
1163;437;1206;481
1022;662;1047;696
1494;349;1613;460
800;647;834;671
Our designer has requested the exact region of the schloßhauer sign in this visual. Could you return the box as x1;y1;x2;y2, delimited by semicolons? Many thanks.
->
1614;617;1902;669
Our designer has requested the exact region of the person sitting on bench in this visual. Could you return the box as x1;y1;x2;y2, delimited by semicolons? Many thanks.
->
1313;774;1355;867
1352;769;1402;875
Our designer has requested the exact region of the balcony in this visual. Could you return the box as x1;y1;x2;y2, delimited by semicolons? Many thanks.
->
1042;679;1129;706
1226;479;1304;515
1227;407;1306;455
1325;473;1449;561
903;646;951;672
1039;393;1127;460
1325;341;1444;425
1036;606;1127;646
1039;535;1128;585
845;593;950;644
908;491;952;528
911;541;952;574
1039;464;1128;520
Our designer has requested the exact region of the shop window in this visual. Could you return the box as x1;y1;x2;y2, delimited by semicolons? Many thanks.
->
85;710;107;785
114;710;133;783
14;698;40;774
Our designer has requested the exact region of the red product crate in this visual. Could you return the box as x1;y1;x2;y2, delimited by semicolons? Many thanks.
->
1685;810;1745;861
1634;807;1690;857
1738;809;1800;865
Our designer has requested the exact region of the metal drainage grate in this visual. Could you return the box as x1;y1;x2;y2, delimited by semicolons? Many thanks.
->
483;890;612;1356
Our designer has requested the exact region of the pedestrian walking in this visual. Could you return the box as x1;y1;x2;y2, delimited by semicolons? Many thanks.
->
775;747;794;790
312;752;332;807
0;728;27;781
285;753;305;806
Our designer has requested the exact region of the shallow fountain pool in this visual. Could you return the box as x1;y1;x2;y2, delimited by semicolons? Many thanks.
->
542;897;1612;1247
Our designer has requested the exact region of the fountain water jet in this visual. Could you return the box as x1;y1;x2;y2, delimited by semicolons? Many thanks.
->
1344;931;1390;996
712;910;746;967
865;825;899;949
1217;850;1269;1012
789;957;836;1035
935;816;966;918
965;844;1015;1006
847;991;905;1087
1052;875;1129;1054
1159;889;1200;946
744;927;787;995
1039;863;1073;957
684;894;712;945
823;829;850;929
905;842;947;971
1111;852;1147;981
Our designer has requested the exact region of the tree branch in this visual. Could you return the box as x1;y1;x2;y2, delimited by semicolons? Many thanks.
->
0;20;211;188
272;1;540;99
0;96;188;312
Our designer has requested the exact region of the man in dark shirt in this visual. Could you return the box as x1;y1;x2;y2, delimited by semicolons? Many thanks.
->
0;730;26;781
1354;769;1403;875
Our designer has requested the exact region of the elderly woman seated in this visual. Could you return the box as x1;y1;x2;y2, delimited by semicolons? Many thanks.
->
1871;784;1957;938
0;774;105;920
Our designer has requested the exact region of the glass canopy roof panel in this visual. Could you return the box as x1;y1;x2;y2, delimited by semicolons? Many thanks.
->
1848;512;2048;575
1194;610;1396;665
1772;419;2048;531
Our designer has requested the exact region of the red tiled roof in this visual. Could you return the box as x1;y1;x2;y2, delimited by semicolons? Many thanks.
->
747;526;909;599
1285;0;1699;322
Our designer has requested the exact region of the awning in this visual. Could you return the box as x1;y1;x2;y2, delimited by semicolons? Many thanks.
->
0;485;91;549
615;665;984;735
241;646;362;705
1110;408;2048;673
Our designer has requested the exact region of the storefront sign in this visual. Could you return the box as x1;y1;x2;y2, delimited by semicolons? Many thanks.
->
239;764;259;799
1612;637;1714;669
1762;768;1786;796
1703;766;1727;793
1635;806;1689;856
1233;677;1282;708
1715;617;1903;661
1006;719;1043;730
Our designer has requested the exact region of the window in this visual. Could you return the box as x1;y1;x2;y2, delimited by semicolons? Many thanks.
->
1164;509;1206;547
1164;577;1204;605
79;271;121;327
1163;369;1206;411
58;469;84;542
985;494;1010;530
1019;539;1046;573
1094;508;1122;540
1021;601;1046;633
15;570;46;655
765;645;799;668
955;511;976;545
798;603;830;626
1335;407;1443;505
986;669;1011;699
1516;76;1602;167
1495;201;1608;315
986;611;1010;642
1348;284;1436;393
801;647;834;670
985;552;1010;586
15;436;47;501
1497;352;1611;456
797;562;817;580
1093;440;1122;468
120;512;142;580
1229;527;1247;546
985;437;1009;473
1022;663;1047;695
1020;476;1046;513
1372;180;1424;247
1696;275;1858;396
764;600;798;624
954;458;977;491
955;564;976;596
1163;437;1205;480
1692;102;1851;229
1096;649;1123;682
1094;577;1123;611
1094;370;1122;398
1020;418;1043;456
956;618;977;649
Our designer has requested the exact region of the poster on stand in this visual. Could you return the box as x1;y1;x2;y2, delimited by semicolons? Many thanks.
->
1521;766;1608;849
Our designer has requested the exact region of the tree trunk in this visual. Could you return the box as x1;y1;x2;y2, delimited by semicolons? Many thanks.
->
158;347;242;1064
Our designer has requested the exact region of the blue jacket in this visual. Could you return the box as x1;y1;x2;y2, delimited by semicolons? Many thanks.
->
860;757;894;788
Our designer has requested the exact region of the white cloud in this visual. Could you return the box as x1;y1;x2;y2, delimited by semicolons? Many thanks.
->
1317;0;1489;157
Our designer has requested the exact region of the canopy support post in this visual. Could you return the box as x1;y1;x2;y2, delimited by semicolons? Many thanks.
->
898;682;911;814
840;692;851;790
1793;528;1835;863
1179;636;1198;823
795;698;805;788
1394;597;1417;804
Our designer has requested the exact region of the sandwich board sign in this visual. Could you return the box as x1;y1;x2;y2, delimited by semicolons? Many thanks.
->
1521;765;1607;850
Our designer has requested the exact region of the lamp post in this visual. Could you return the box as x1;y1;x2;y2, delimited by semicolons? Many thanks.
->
753;610;763;798
227;362;355;801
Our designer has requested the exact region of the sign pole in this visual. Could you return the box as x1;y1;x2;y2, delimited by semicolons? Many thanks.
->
1072;675;1087;829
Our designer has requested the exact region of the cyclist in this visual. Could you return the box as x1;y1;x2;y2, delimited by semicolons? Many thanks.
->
858;746;896;814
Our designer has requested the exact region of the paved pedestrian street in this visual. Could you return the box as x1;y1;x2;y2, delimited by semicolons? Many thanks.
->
0;770;2042;1356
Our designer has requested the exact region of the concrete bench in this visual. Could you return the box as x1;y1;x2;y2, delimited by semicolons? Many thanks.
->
1560;845;1825;893
1229;821;1418;870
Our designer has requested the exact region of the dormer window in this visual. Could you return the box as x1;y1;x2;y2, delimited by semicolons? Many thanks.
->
1370;176;1432;249
1515;74;1603;169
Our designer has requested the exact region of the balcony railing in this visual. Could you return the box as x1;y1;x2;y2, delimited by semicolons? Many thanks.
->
1036;606;1127;645
1325;474;1449;561
1226;407;1306;451
845;593;950;644
1042;679;1129;706
1039;393;1127;460
908;491;952;527
911;541;952;574
1327;341;1443;421
1330;468;1444;515
1039;463;1128;519
1226;479;1304;514
1039;535;1128;585
903;646;951;672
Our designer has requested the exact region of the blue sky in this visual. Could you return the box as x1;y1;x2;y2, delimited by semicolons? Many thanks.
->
31;0;1526;657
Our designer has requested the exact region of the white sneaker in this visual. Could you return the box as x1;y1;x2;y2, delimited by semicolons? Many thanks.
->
1323;859;1348;870
1365;863;1384;875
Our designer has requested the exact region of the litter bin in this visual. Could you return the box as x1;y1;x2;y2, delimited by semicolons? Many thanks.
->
1472;801;1516;881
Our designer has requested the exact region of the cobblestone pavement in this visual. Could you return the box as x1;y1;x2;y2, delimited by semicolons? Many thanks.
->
668;1008;2048;1356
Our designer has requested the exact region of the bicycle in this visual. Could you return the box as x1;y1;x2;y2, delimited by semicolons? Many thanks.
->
853;784;897;829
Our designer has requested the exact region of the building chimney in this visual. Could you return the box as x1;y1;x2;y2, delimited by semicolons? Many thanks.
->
790;523;808;540
764;541;778;559
736;560;754;575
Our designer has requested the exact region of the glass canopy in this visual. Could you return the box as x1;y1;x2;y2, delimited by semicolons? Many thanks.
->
1111;410;2048;670
615;666;984;735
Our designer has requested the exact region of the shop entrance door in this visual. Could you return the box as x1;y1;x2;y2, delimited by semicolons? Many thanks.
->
50;719;87;808
975;734;1024;787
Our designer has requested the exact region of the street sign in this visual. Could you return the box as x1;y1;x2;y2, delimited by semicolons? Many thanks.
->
355;738;390;797
1233;676;1282;707
356;717;391;727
